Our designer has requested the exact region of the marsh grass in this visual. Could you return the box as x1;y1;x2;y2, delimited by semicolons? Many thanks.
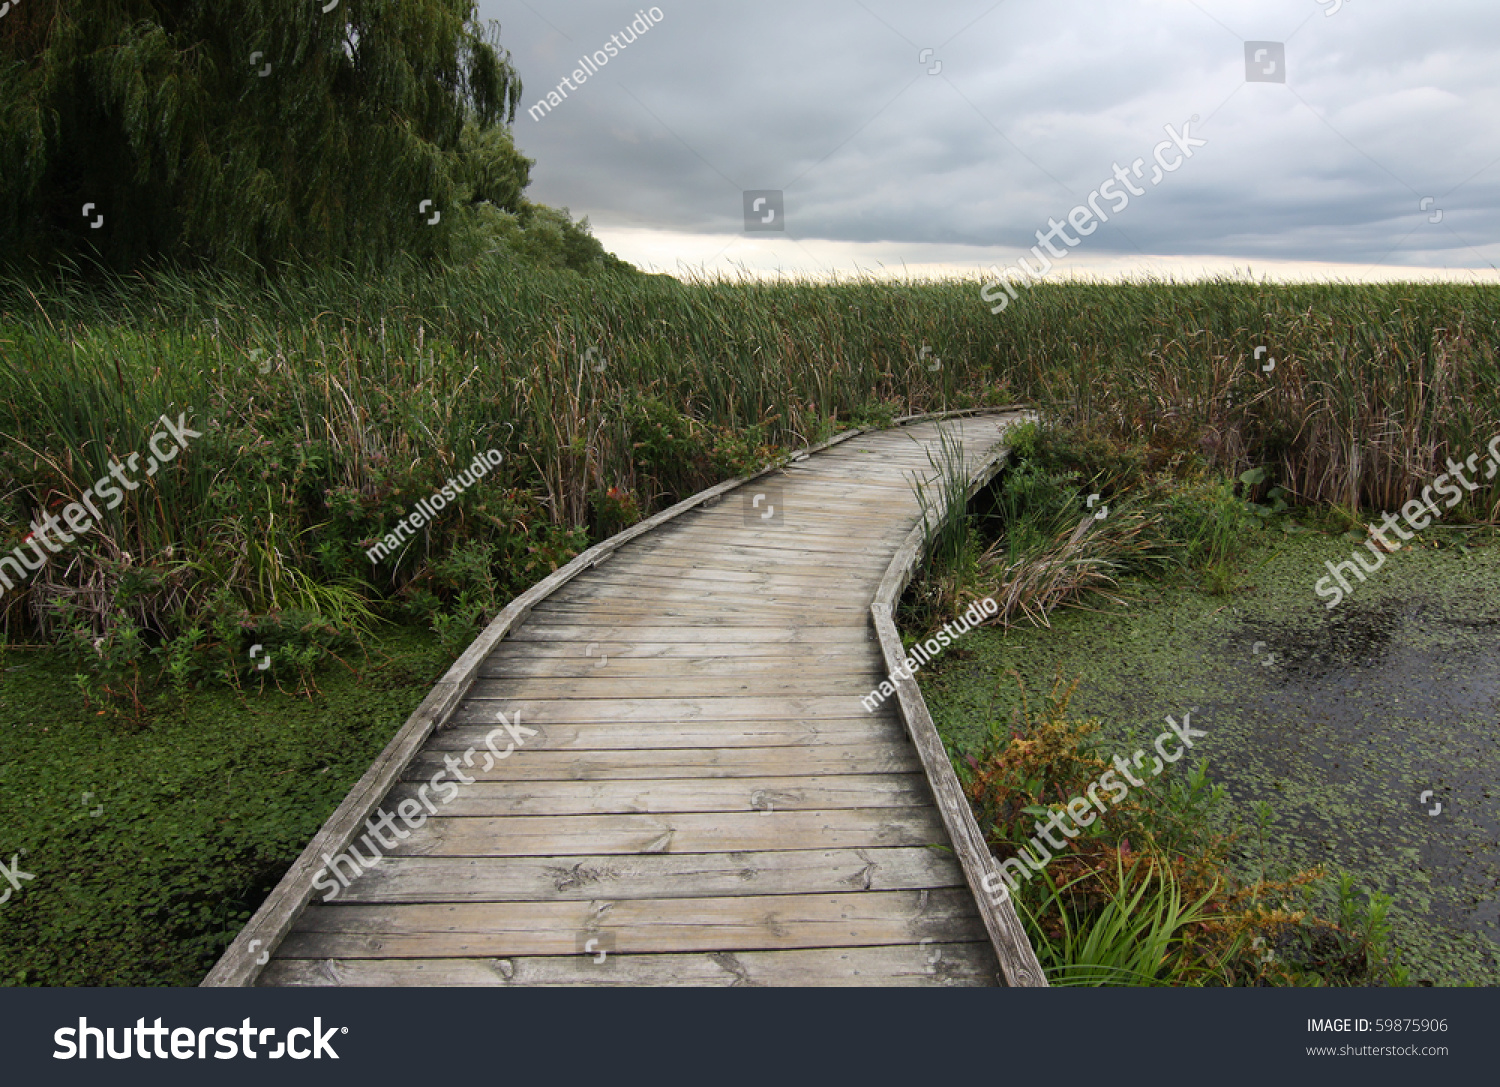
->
1;262;1496;677
905;428;987;624
907;423;1172;631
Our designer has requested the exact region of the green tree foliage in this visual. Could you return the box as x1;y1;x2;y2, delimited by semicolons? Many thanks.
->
0;0;545;273
468;200;636;274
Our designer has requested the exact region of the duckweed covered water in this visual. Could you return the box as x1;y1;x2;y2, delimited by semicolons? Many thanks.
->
921;529;1500;985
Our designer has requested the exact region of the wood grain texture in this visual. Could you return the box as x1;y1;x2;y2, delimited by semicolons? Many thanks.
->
310;846;967;903
402;742;921;781
259;942;999;986
430;718;901;748
281;888;987;957
380;772;933;817
372;807;950;856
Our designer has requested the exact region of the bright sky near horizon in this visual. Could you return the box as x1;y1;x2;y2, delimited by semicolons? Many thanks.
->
479;0;1500;283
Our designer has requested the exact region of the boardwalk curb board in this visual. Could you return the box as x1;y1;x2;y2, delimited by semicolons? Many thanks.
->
869;418;1048;987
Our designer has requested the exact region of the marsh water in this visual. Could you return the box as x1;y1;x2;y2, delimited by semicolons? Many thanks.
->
923;531;1500;985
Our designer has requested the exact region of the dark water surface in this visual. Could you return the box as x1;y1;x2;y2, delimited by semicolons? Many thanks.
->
923;530;1500;984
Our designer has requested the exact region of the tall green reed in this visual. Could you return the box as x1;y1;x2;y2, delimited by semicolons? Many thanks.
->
1;260;1495;641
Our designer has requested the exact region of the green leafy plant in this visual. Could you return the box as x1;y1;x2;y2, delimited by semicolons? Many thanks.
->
1018;849;1229;986
151;623;208;698
1241;466;1291;517
60;610;150;724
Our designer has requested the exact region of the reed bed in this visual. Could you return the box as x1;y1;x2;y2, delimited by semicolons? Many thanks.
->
1;259;1496;643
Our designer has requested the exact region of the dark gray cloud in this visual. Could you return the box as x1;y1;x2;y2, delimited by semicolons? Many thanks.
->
480;0;1500;277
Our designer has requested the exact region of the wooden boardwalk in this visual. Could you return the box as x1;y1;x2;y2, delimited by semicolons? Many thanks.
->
207;411;1042;987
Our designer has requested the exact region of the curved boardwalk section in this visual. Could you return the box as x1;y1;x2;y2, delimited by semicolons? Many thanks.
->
211;412;1035;986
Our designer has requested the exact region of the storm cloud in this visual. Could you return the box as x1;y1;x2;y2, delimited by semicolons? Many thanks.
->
481;0;1500;279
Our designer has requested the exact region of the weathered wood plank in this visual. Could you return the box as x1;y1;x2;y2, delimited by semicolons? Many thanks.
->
478;651;879;678
674;522;913;541
548;570;874;596
378;807;948;856
542;585;873;610
298;846;963;903
615;541;885;565
466;674;877;700
485;637;878;658
505;624;875;644
403;742;921;781
380;773;932;817
478;663;878;685
570;557;879;579
259;942;999;987
281;888;987;957
531;591;873;612
523;606;873;626
432;717;897;747
448;695;875;724
598;555;882;578
688;501;932;519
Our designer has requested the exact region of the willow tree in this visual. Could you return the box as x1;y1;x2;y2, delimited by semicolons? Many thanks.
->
0;0;528;273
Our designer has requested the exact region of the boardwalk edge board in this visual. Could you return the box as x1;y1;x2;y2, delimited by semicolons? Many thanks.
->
202;408;1024;987
870;411;1050;988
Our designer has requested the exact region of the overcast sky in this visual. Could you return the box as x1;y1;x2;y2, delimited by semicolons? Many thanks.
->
477;0;1500;281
